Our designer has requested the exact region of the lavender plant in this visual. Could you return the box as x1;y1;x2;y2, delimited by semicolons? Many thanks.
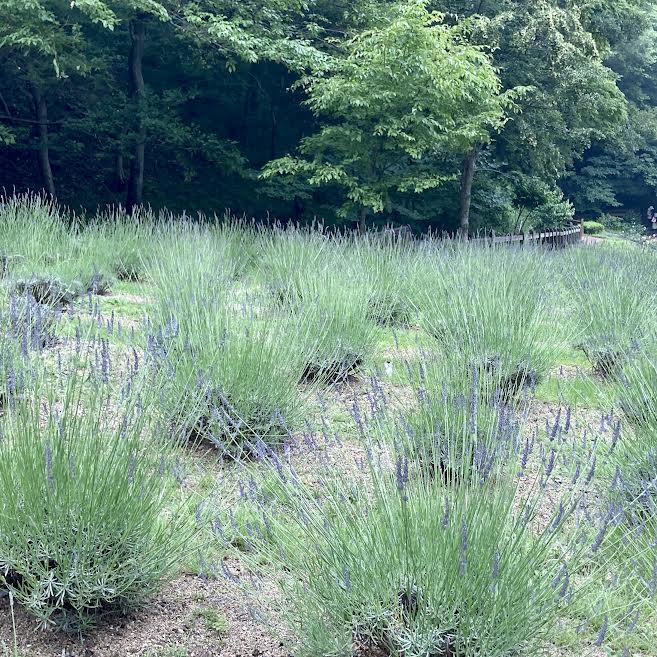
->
0;194;105;299
0;362;195;632
296;270;379;384
353;236;417;327
415;244;562;398
379;355;525;484
148;232;313;451
239;383;602;657
606;350;657;517
257;223;330;307
566;246;657;377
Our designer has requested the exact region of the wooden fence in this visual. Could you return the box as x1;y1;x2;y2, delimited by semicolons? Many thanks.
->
469;223;583;248
383;222;584;247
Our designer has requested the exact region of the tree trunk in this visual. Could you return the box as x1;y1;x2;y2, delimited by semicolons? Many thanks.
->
30;83;55;198
126;18;146;214
458;148;478;238
359;207;369;233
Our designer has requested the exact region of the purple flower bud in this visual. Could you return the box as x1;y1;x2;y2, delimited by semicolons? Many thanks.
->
442;497;450;528
611;421;621;451
44;441;54;492
459;520;468;576
594;614;608;647
585;457;596;485
395;454;409;494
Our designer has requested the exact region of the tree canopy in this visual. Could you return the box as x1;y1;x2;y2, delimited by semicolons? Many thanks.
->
1;0;656;233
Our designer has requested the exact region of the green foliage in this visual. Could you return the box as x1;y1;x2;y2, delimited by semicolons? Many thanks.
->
0;0;650;232
258;228;380;383
148;227;312;450
244;397;595;657
583;220;605;235
190;607;229;637
0;367;194;632
566;246;656;377
263;1;512;222
610;349;657;517
414;244;565;396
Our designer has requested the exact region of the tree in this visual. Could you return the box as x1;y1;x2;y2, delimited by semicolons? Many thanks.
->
0;0;93;197
561;0;657;218
430;0;627;231
263;1;513;232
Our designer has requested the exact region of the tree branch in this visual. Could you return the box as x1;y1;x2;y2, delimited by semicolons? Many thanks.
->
0;115;64;125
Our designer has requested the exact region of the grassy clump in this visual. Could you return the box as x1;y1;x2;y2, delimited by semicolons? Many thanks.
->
415;244;562;398
380;357;524;484
296;269;379;384
243;393;597;657
148;231;312;451
0;368;194;632
604;350;657;517
11;276;83;306
257;224;329;308
566;247;656;378
258;230;379;384
353;236;416;327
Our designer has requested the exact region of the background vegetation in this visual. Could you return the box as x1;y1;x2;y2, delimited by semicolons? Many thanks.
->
2;0;657;234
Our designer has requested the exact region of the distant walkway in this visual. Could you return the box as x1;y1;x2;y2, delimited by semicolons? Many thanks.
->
582;235;603;245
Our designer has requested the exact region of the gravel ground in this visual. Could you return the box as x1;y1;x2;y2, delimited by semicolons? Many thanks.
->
0;560;288;657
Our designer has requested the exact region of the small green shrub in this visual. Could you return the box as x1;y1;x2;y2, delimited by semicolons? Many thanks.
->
608;350;657;517
583;221;604;235
149;233;312;451
415;245;561;397
0;369;194;632
596;214;627;231
11;276;83;306
191;608;229;636
380;357;523;483
296;271;379;384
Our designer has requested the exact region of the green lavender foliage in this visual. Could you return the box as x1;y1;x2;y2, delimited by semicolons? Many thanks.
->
414;243;563;397
241;386;596;657
0;366;194;632
148;226;313;450
566;246;657;377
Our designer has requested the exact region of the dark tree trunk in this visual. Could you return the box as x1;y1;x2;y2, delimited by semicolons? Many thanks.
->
458;148;478;238
30;83;55;198
126;18;146;214
359;207;369;233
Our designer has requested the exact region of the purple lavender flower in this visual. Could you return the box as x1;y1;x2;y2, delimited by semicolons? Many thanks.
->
459;520;468;576
594;614;608;647
395;454;409;494
442;497;450;528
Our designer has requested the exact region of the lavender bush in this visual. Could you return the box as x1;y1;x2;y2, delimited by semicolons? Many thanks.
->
148;232;313;452
414;244;563;398
239;383;603;657
566;247;657;377
0;362;195;632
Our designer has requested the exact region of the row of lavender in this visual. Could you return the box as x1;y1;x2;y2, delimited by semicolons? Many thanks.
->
0;193;656;655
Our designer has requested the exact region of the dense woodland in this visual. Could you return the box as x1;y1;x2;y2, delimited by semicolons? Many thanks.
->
1;0;657;233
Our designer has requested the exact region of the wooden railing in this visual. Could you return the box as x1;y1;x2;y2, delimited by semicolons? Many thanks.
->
469;223;583;248
382;222;584;247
